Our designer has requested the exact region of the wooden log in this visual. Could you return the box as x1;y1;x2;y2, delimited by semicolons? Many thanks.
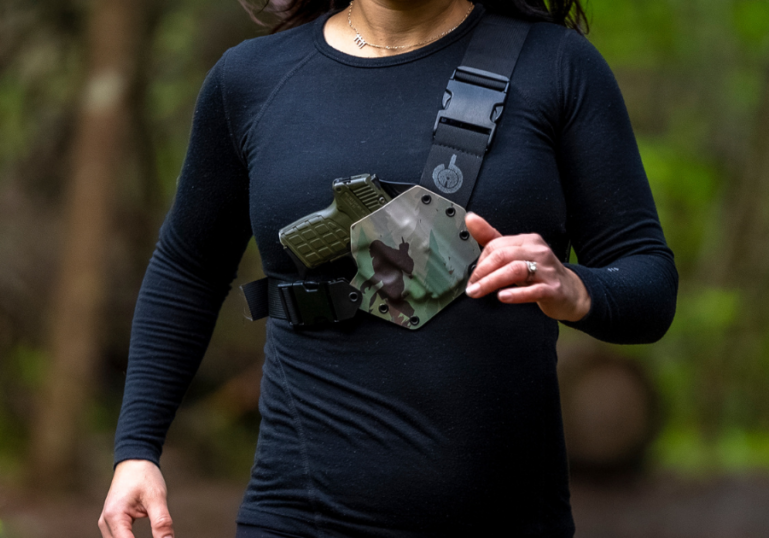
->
558;353;658;474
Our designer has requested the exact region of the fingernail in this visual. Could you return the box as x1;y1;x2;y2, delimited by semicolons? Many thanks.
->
498;290;512;300
466;283;480;297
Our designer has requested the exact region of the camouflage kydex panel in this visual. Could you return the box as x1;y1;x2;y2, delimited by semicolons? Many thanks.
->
350;186;480;330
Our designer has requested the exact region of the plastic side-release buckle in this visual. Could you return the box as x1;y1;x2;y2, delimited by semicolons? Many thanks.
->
434;66;510;151
277;279;362;327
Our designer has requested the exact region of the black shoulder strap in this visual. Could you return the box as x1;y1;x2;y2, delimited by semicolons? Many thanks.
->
418;15;531;208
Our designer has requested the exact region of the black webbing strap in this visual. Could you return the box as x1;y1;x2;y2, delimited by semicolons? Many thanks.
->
418;15;531;208
241;278;278;321
241;278;361;326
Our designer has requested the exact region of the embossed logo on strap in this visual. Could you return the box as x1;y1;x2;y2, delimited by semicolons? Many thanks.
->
432;154;464;194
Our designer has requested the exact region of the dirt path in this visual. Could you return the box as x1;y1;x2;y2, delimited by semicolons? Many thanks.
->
570;474;769;538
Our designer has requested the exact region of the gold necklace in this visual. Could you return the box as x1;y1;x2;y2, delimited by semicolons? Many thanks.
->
347;1;474;51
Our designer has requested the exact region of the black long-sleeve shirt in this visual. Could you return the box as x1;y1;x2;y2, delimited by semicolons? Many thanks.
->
114;6;677;537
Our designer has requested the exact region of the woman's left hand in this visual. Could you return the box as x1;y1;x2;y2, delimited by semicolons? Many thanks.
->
464;212;591;322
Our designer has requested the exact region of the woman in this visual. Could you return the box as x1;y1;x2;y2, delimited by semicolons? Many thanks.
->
99;1;678;537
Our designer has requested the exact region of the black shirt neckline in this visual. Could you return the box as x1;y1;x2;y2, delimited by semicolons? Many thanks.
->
313;3;486;67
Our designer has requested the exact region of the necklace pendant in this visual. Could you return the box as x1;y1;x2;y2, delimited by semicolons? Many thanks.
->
354;33;367;48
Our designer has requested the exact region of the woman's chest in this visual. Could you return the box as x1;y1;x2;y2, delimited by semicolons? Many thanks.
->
243;59;568;274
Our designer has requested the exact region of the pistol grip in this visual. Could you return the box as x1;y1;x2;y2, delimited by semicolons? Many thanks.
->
278;203;353;269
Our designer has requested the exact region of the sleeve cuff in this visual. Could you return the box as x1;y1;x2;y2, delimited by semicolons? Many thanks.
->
560;263;608;336
114;443;162;470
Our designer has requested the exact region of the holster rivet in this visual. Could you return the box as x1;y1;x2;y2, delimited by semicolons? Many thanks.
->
378;304;389;314
421;194;432;204
349;292;359;303
409;316;420;326
459;230;470;241
445;207;456;217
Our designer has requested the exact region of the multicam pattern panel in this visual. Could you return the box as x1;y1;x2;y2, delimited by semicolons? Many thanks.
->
350;186;481;330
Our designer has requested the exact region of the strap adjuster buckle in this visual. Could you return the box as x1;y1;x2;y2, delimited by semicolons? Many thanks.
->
434;66;510;150
277;279;362;327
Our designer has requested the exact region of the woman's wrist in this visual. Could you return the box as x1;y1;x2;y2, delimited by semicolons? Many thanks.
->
561;267;591;322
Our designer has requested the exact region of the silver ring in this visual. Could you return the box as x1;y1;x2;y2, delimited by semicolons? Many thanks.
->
525;260;537;282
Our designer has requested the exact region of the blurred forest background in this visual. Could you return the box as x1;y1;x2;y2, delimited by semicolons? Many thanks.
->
1;0;769;536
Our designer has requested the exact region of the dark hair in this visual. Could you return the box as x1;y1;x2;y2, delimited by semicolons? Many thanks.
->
240;0;589;35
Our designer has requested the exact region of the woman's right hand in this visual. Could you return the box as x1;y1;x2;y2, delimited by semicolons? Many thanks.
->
98;459;174;538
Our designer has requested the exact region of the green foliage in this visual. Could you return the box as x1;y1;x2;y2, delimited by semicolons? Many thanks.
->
638;139;719;274
0;75;31;165
733;0;769;50
9;344;48;388
0;345;47;481
650;285;741;426
588;0;678;68
654;428;769;475
585;0;769;474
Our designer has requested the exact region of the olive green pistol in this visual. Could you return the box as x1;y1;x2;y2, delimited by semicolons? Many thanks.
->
279;174;392;269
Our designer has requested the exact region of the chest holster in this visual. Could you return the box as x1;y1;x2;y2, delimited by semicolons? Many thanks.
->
242;14;532;327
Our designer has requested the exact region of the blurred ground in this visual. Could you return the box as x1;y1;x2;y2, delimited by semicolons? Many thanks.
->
570;474;769;538
2;449;769;538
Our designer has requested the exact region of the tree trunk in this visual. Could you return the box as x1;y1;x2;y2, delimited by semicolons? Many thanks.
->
29;0;150;490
